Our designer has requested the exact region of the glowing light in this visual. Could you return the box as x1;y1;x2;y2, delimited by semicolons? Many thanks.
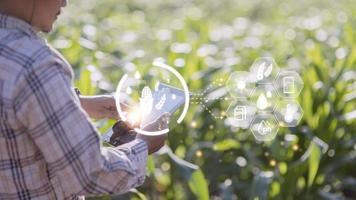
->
269;159;277;167
195;150;203;157
292;144;299;151
235;156;247;167
224;179;232;186
127;107;142;125
257;94;268;110
237;80;246;90
221;111;226;116
191;121;197;128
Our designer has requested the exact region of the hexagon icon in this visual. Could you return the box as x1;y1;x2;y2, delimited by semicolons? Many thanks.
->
249;84;278;113
274;70;304;98
226;99;257;129
226;71;255;98
249;57;280;84
250;114;279;142
274;100;304;127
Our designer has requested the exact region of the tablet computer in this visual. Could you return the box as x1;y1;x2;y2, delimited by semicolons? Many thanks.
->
102;82;186;142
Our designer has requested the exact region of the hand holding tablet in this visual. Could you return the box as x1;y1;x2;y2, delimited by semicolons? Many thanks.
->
102;82;186;144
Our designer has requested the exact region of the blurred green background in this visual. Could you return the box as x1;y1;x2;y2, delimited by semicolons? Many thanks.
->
49;0;356;199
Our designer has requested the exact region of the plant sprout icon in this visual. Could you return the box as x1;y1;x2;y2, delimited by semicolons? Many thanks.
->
257;120;272;135
257;62;273;81
155;93;167;110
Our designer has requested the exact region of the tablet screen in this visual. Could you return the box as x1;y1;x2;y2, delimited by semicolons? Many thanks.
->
140;82;186;128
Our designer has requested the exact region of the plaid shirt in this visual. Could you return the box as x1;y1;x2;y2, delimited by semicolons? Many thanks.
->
0;14;148;199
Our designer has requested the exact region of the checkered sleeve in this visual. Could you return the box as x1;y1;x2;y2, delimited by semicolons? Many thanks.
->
14;52;148;198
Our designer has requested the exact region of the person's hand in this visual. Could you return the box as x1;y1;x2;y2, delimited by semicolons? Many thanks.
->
136;113;170;154
108;120;137;146
141;113;170;132
79;95;129;120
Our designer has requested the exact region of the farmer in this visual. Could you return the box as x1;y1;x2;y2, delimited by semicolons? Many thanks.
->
0;0;167;199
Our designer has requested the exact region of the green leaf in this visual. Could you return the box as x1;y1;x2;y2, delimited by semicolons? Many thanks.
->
213;139;240;151
188;169;209;200
344;23;355;45
146;156;155;175
162;146;209;199
97;119;116;133
308;142;321;187
341;110;356;121
76;67;96;95
163;146;198;180
270;181;281;198
130;189;147;200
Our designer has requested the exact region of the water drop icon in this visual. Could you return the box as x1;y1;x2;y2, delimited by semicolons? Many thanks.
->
134;71;141;79
257;94;268;110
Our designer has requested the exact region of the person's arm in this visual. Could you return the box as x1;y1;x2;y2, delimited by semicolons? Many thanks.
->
77;95;120;120
14;55;148;197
